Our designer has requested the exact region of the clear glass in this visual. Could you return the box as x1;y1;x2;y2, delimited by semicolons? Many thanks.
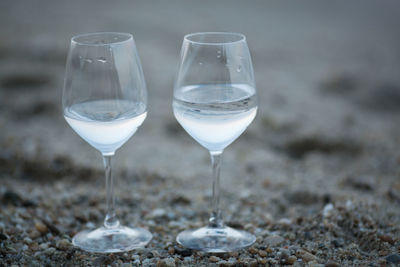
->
62;32;152;253
173;32;257;252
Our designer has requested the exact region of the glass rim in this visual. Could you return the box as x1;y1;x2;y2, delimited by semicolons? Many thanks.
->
71;32;133;46
184;32;246;45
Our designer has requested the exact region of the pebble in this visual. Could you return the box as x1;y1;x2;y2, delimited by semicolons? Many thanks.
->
379;234;395;244
34;222;48;234
325;260;340;267
229;251;239;257
39;243;49;250
265;235;285;247
23;236;32;244
149;208;167;219
209;256;220;262
56;239;70;250
168;246;175;255
248;259;258;267
322;203;334;218
296;249;317;262
278;218;292;226
183;257;192;263
44;247;56;255
144;259;156;267
156;258;176;267
93;256;112;266
248;247;258;254
287;255;297;264
121;263;132;267
386;254;400;264
258;250;268;257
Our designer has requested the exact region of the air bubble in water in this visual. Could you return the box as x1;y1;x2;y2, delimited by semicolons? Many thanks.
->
236;66;242;72
199;62;203;65
84;58;93;63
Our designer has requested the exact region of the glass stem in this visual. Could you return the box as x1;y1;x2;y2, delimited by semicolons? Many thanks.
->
103;154;120;229
208;150;224;228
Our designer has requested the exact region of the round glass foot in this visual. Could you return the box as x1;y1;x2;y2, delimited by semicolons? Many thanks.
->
72;226;152;253
176;225;256;253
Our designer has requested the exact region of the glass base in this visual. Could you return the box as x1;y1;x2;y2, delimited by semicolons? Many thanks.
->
72;226;152;253
176;225;256;253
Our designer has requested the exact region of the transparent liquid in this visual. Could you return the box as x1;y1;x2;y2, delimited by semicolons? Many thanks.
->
64;100;146;155
173;84;257;152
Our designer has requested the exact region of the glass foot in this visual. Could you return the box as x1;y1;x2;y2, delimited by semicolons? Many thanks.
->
72;226;152;253
176;225;256;253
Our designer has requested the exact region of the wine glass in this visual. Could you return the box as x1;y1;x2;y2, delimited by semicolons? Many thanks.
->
173;32;257;252
62;32;152;253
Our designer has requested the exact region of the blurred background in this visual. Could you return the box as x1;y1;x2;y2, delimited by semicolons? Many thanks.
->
0;0;399;212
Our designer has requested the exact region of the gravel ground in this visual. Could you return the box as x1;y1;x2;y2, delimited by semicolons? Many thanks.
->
1;0;400;266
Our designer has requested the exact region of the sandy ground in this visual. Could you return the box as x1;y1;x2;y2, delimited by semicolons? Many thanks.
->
0;0;400;266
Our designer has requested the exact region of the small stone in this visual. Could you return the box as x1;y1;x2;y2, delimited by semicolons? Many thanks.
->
43;220;61;235
278;218;292;226
266;247;273;253
156;258;176;267
258;250;268;257
151;250;161;257
296;249;317;262
229;251;239;257
149;208;166;219
56;239;70;250
322;203;334;218
209;256;220;262
293;262;303;267
168;246;175;255
379;234;395;244
265;235;285;247
39;243;49;250
325;260;340;267
260;258;268;264
386;254;400;264
287;255;297;264
34;222;48;234
248;247;258;254
44;247;56;255
29;230;41;239
29;242;39;251
121;263;132;267
93;256;112;266
248;259;258;267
